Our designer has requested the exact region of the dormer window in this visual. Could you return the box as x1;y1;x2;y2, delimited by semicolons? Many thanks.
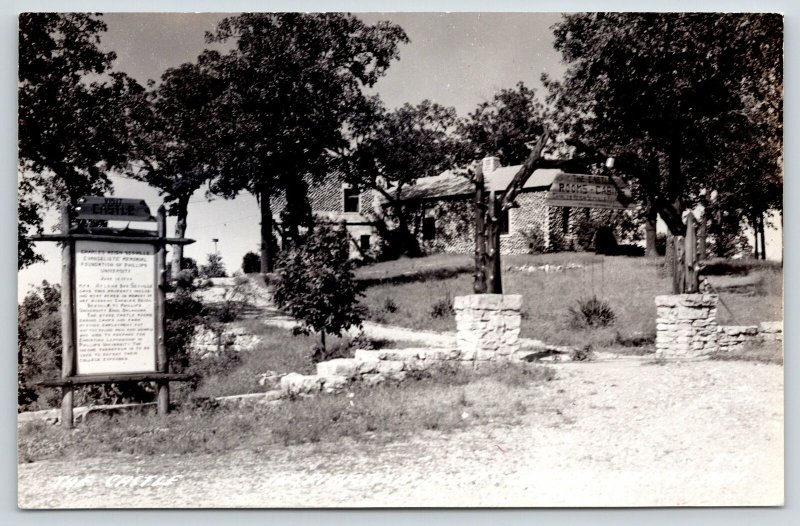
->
343;185;360;213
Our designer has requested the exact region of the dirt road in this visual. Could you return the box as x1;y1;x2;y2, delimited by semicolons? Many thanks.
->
18;359;783;508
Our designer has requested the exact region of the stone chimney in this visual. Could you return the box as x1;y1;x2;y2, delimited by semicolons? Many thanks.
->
482;156;501;175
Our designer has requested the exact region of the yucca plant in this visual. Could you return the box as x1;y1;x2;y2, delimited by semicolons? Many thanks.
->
567;295;616;328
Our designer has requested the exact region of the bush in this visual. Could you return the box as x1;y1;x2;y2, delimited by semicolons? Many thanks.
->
382;297;398;313
430;291;454;319
567;295;616;328
520;225;546;254
242;251;261;274
18;282;62;411
274;223;365;352
655;233;668;256
199;253;227;278
572;213;597;251
166;291;207;374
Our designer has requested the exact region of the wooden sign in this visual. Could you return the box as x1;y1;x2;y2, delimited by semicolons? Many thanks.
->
545;173;632;209
74;241;157;375
30;202;196;427
76;196;155;222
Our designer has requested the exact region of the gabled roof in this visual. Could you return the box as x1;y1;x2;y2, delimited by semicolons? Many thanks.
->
396;165;563;202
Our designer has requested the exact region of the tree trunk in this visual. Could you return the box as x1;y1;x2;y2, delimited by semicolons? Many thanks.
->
759;213;767;260
645;204;658;257
259;184;275;274
282;178;305;247
753;215;760;260
171;194;190;278
320;329;326;353
666;130;684;216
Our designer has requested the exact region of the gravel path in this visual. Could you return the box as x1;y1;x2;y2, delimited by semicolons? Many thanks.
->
18;359;783;508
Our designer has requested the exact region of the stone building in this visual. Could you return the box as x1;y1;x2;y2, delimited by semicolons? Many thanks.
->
272;157;622;258
270;170;382;258
393;157;582;255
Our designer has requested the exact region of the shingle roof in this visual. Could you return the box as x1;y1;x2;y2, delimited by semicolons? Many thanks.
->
396;165;563;202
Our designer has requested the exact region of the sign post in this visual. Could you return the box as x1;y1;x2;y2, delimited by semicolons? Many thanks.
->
32;197;195;427
545;173;633;210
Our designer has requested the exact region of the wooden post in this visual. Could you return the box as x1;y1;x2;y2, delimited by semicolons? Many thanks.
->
156;205;169;415
685;213;699;293
473;166;487;294
697;211;707;262
59;204;75;428
487;191;503;294
671;235;686;294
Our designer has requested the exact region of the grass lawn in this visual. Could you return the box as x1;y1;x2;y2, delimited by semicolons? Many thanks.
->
19;363;557;462
362;253;783;352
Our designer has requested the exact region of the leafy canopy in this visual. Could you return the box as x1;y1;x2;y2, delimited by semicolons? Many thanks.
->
545;13;782;221
205;13;409;200
341;97;462;202
132;51;227;212
273;224;365;345
18;13;146;268
459;81;546;166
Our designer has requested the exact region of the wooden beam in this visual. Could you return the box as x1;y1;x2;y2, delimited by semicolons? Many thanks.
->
30;233;195;245
59;204;76;429
37;373;196;387
473;165;487;294
156;205;170;415
500;132;550;212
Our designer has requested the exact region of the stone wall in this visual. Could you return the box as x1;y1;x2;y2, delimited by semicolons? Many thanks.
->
454;294;522;359
655;294;783;358
717;321;783;352
655;294;719;358
280;344;527;396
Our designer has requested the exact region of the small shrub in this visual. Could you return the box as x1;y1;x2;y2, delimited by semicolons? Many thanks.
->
569;345;594;362
567;295;616;328
614;330;656;347
429;291;454;319
655;233;668;256
383;297;398;313
189;347;242;379
242;251;261;274
274;223;365;353
520;225;546;254
199;253;227;279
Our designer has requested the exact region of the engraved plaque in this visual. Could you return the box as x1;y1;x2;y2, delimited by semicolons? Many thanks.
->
74;241;157;375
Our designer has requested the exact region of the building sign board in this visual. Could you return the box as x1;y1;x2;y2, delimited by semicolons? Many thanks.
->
545;173;632;209
74;240;157;375
76;196;155;222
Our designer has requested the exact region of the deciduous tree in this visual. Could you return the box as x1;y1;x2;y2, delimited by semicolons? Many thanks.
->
459;81;546;166
544;13;782;257
273;224;365;354
18;13;146;268
339;97;462;256
133;52;226;275
205;13;408;273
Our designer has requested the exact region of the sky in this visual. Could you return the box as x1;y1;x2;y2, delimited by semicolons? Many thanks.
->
17;11;783;300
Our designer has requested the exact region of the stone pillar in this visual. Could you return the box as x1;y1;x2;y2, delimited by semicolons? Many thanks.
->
655;294;719;358
454;294;522;360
